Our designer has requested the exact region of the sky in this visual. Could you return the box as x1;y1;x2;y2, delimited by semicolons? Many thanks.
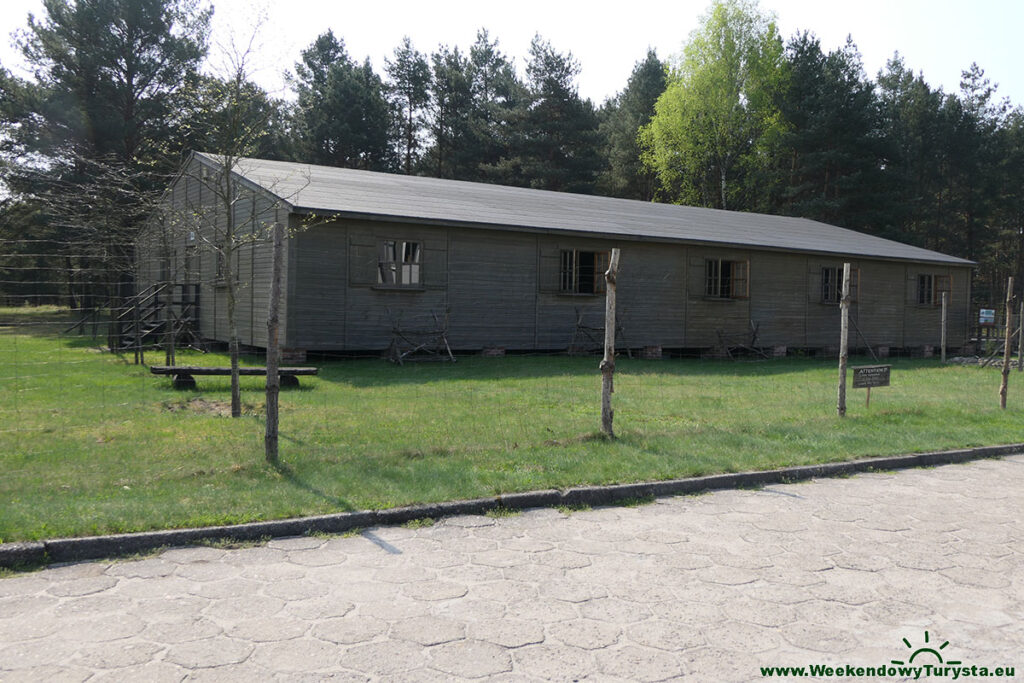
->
2;0;1022;108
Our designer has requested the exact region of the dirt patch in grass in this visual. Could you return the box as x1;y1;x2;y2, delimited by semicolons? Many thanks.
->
163;398;233;417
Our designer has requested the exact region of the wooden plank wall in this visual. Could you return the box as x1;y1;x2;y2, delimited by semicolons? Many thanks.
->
285;218;974;352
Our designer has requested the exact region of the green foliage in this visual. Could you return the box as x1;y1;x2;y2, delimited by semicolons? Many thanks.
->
774;34;889;233
291;31;391;170
597;49;667;200
641;0;787;210
385;37;431;174
491;35;603;193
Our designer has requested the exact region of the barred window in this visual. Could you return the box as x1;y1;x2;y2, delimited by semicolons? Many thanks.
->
559;250;609;295
378;240;421;286
705;259;749;299
822;267;859;303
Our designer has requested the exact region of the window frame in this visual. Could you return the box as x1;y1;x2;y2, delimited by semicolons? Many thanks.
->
559;249;610;296
821;266;860;304
704;258;750;300
917;273;951;306
377;239;422;288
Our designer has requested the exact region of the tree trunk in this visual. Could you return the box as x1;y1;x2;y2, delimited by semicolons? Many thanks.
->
265;221;284;464
1000;277;1013;409
600;249;621;438
837;263;851;417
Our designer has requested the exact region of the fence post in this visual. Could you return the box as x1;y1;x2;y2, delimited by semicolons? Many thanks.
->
940;291;947;363
837;263;850;417
600;248;621;438
1017;299;1023;372
1000;277;1014;409
265;221;285;465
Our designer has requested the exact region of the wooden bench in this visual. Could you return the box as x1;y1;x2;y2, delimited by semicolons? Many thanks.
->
150;365;318;390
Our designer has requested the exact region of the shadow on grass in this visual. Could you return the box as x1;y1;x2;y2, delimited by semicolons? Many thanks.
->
311;354;948;388
270;460;357;512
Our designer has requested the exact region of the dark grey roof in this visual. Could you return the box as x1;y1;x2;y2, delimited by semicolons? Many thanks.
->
196;152;972;266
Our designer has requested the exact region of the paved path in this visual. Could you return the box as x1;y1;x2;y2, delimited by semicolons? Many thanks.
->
2;456;1023;682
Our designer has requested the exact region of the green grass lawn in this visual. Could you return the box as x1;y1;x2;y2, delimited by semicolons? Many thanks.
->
1;306;1021;542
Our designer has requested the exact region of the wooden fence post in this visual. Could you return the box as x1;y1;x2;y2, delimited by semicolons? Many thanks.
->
600;248;621;438
265;221;285;465
1017;299;1023;372
940;291;947;363
837;263;850;417
1000;277;1014;409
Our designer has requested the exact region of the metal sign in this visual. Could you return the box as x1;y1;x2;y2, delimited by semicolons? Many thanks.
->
852;365;891;389
979;309;996;325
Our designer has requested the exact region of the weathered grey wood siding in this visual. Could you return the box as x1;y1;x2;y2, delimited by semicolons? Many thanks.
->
136;157;288;349
284;217;973;352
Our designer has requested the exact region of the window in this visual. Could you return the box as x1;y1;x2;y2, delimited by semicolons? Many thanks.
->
918;273;951;305
378;240;421;286
704;259;749;299
560;250;609;295
821;266;859;303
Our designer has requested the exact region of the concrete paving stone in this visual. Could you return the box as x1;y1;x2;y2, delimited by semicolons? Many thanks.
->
112;575;194;600
43;561;107;580
701;619;781;653
201;594;286;621
624;618;705;651
500;562;564;584
0;639;79;670
271;672;369;683
409;550;467;568
511;643;598;681
51;594;132;618
224;616;310;642
176;561;243;583
354;598;432;621
546;618;621;650
371;565;436;583
187;581;262;602
401;579;469;601
505;598;580;624
239;562;306;582
470;549;533;568
533;549;592;569
341;639;430;676
311;615;389;645
70;640;164;669
594;644;687;682
164;636;253;669
435;597;507;622
266;535;326;551
88;661;188;682
159;546;226;563
721;595;799;627
45;574;118;597
54;613;146;642
181;662;280;682
468;618;545;648
578;597;652;624
389;615;466;646
861;599;935;626
470;579;538;604
139;616;223;643
0;614;61;641
249;638;344;672
218;546;288;566
283;596;356;621
537;579;608;603
286;548;352;568
779;622;862;653
443;515;496;528
330;580;401;603
501;537;555;553
427;639;514;678
261;578;331;601
105;558;176;578
694;566;760;586
0;665;93;682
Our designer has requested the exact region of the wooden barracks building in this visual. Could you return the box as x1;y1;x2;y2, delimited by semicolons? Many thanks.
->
137;152;974;359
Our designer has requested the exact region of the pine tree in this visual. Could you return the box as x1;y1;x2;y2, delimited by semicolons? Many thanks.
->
385;37;430;174
597;49;666;200
291;31;391;170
